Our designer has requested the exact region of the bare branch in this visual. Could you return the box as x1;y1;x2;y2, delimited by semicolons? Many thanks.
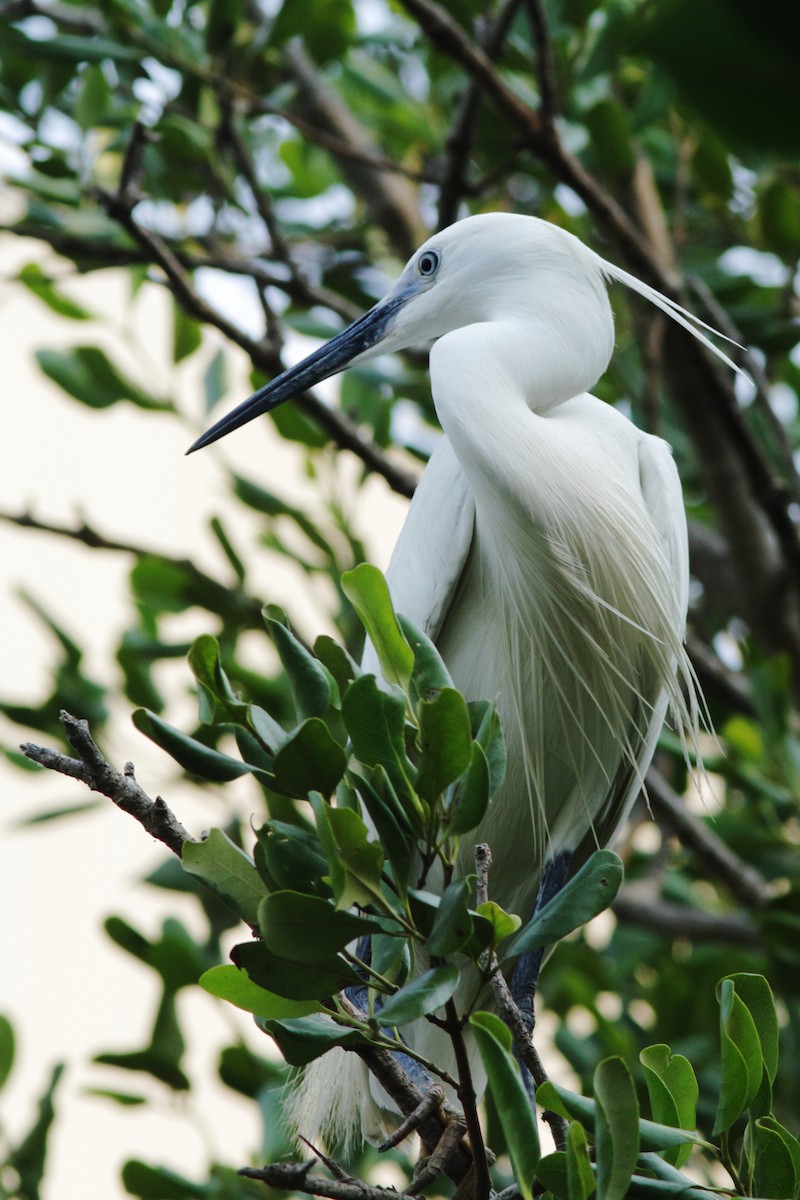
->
20;712;193;857
613;884;762;947
524;0;559;132
239;1160;416;1200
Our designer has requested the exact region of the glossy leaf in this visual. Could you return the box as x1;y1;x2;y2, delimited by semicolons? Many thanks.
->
535;1082;708;1155
714;976;764;1134
426;877;473;956
470;1011;539;1200
254;820;330;896
396;614;452;703
566;1121;595;1200
231;940;361;1001
640;1044;698;1168
475;901;521;945
258;890;381;963
259;1014;369;1066
342;563;413;689
415;687;473;801
182;829;266;928
273;718;346;797
199;966;323;1019
266;617;331;719
375;964;459;1027
312;796;386;909
133;708;253;783
469;699;507;795
505;851;623;960
446;741;491;835
594;1056;639;1200
341;675;417;806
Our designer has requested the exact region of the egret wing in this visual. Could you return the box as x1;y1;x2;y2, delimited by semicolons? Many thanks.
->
361;436;475;677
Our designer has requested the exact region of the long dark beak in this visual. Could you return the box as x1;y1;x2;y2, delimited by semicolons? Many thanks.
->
186;290;409;454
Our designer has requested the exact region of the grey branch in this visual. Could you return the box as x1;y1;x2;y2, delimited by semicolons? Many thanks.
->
240;1160;416;1200
613;884;762;947
20;712;193;857
647;768;772;910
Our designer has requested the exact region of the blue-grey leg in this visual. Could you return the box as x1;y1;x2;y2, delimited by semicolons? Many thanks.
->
511;849;573;1090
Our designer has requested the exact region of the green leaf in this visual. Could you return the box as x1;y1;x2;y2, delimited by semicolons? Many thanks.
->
342;674;418;805
447;741;491;835
376;964;459;1027
0;1015;14;1090
640;1045;698;1168
426;877;473;956
415;687;473;801
753;1117;800;1200
352;767;413;893
594;1056;639;1200
273;718;346;797
232;940;361;1001
254;820;330;897
312;797;386;909
258;891;381;963
18;263;91;319
199;965;323;1019
259;1014;368;1066
713;976;763;1134
203;347;228;414
172;300;202;363
121;1159;204;1198
475;901;521;946
566;1121;595;1200
342;564;413;689
471;1011;540;1200
536;1152;569;1200
505;851;623;960
6;1063;64;1197
535;1082;708;1155
314;635;358;695
725;973;779;1084
470;699;507;795
396;614;453;703
182;829;266;927
133;708;252;782
266;617;331;719
36;346;171;410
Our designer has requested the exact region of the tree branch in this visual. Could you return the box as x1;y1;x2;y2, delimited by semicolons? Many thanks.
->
95;186;418;500
613;884;762;947
240;1161;415;1200
20;711;193;857
647;769;773;910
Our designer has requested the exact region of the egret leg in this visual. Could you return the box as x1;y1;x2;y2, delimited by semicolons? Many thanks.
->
345;936;434;1096
510;849;573;1089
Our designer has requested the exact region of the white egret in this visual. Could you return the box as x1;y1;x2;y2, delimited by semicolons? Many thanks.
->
189;213;735;1147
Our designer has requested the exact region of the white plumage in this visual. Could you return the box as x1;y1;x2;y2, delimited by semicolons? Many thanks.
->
191;213;734;1151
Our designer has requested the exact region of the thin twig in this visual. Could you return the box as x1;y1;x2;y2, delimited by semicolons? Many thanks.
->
525;0;559;132
443;998;491;1200
95;188;418;499
20;711;193;856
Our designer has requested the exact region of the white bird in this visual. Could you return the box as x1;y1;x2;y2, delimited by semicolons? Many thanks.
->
189;213;734;1148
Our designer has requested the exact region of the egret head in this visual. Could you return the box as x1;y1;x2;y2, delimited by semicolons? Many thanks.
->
187;213;737;453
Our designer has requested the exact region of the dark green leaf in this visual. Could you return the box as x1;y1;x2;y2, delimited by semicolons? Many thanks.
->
273;718;346;797
426;878;473;956
342;675;418;808
232;940;361;1001
266;617;331;718
535;1082;708;1154
753;1117;800;1200
0;1015;14;1090
258;891;381;963
259;1014;368;1066
640;1044;698;1168
713;976;763;1134
446;741;491;835
594;1056;639;1200
415;687;473;801
471;1011;539;1199
505;851;623;960
133;708;253;782
566;1121;595;1200
397;614;453;704
121;1159;205;1198
172;301;202;364
36;346;171;410
376;964;459;1027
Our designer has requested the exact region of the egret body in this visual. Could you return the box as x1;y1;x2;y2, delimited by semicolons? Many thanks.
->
189;213;730;1146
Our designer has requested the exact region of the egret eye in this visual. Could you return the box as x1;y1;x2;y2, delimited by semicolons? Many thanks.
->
417;249;441;278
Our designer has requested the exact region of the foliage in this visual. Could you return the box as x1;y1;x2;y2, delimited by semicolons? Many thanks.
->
2;0;800;1196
